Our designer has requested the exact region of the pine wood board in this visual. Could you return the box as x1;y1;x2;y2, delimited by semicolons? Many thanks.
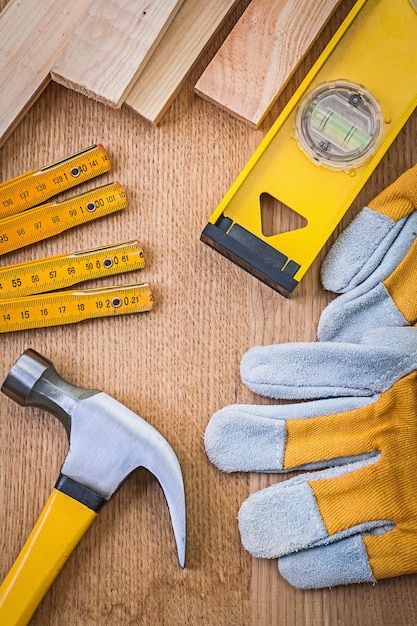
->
51;0;185;109
125;0;240;124
195;0;342;128
0;0;93;149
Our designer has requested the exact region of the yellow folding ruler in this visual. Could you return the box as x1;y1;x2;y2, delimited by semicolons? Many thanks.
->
0;284;153;333
0;240;145;298
0;144;111;218
201;0;417;296
0;182;127;255
0;241;153;332
0;145;153;331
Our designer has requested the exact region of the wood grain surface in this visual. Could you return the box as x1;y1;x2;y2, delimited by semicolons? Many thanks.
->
125;0;239;124
195;0;341;128
1;1;417;624
52;0;185;108
0;0;93;148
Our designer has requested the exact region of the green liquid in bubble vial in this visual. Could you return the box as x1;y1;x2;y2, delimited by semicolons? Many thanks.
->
311;103;370;153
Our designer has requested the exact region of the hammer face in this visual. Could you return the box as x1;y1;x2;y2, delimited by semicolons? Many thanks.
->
1;348;52;405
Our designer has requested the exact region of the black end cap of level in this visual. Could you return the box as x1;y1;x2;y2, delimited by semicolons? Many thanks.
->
201;220;300;297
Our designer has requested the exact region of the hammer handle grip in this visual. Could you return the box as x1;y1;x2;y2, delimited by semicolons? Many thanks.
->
0;488;96;626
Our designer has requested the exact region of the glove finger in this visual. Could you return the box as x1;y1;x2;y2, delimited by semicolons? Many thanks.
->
318;218;417;342
211;364;415;470
321;208;407;293
278;508;417;588
317;282;409;343
278;536;375;589
204;396;375;472
240;334;417;400
237;460;386;559
321;163;417;293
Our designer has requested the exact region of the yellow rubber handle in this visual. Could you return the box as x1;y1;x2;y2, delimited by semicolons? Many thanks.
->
0;488;97;626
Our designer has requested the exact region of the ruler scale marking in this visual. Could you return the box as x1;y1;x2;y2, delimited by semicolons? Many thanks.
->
0;283;153;333
0;240;145;298
0;145;111;218
0;182;127;256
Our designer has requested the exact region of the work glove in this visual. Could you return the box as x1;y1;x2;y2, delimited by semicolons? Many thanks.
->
204;327;417;589
318;163;417;342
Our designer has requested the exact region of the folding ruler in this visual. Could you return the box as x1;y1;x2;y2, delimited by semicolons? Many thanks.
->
0;181;127;255
0;144;112;217
0;146;153;331
201;0;417;296
0;241;153;333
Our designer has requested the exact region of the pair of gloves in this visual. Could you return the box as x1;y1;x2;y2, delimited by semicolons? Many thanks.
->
205;164;417;589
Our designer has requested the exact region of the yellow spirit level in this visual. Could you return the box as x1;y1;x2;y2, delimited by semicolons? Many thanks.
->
201;0;417;296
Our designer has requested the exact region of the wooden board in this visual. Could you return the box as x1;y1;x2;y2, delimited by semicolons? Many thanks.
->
195;0;341;127
0;0;93;149
51;0;185;109
125;0;239;124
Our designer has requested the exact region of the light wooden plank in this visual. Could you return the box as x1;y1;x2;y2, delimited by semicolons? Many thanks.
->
125;0;239;125
0;0;93;149
51;0;185;109
195;0;341;128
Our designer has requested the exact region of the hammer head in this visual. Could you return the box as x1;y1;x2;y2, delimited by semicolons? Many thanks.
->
2;349;186;567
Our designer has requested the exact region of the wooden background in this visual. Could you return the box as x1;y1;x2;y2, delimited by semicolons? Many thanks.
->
1;1;417;624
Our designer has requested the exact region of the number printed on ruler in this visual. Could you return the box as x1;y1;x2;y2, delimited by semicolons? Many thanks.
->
0;283;154;333
0;182;127;255
0;145;111;218
0;240;145;298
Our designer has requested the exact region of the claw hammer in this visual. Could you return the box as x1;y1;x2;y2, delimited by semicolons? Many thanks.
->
0;349;186;626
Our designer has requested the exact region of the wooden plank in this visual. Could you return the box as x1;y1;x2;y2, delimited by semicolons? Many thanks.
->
125;0;240;125
0;0;93;149
51;0;185;109
195;0;341;128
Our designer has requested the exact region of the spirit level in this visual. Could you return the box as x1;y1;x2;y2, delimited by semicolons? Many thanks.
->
201;0;417;296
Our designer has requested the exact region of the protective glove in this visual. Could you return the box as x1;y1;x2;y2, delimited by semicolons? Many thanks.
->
204;327;417;589
318;163;417;343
